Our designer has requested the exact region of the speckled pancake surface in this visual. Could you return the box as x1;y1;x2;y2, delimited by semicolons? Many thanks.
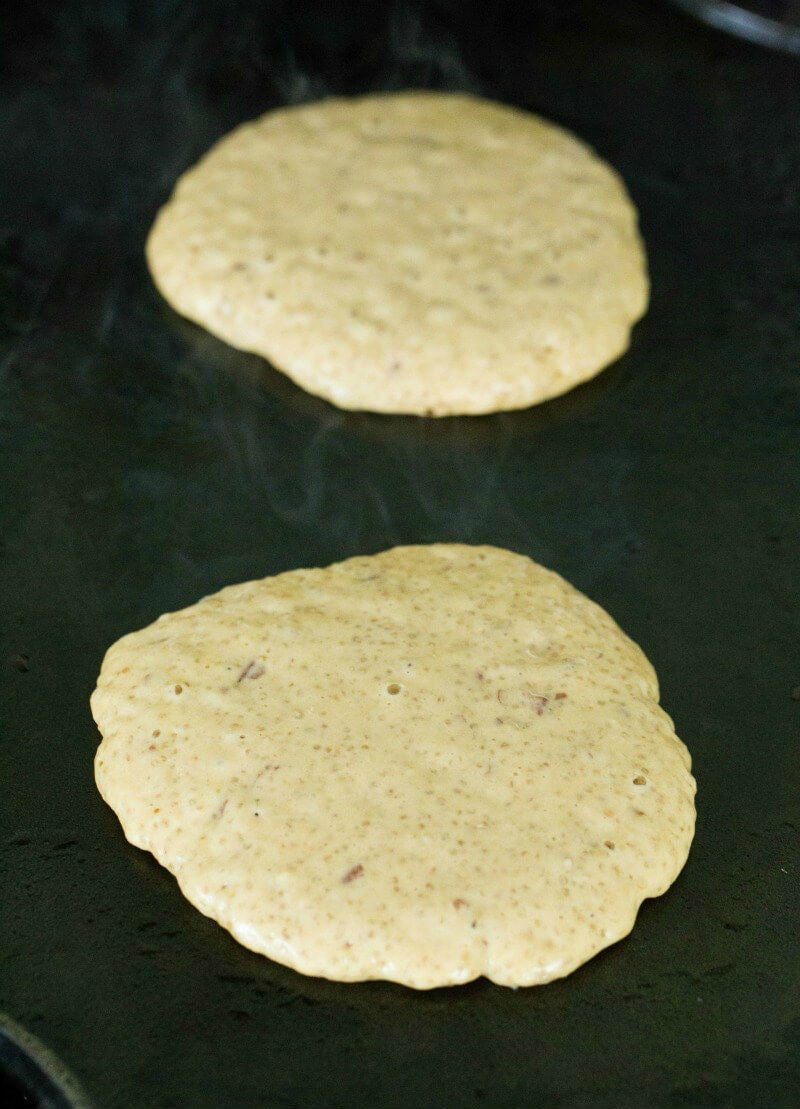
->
91;545;694;989
146;92;648;416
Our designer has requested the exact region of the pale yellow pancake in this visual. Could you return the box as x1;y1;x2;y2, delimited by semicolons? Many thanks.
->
91;546;694;989
146;93;648;415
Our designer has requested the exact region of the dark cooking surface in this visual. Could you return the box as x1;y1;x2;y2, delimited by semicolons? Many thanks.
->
2;2;799;1107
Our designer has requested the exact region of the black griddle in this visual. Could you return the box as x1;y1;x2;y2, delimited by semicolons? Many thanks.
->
2;2;799;1107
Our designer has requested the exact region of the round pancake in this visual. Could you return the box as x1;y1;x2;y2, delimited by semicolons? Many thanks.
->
92;545;694;989
146;92;648;416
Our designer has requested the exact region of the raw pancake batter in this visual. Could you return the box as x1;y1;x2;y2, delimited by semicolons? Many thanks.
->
92;545;695;988
146;93;648;415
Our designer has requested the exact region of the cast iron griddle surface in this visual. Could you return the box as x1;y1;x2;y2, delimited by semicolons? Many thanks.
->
1;2;799;1107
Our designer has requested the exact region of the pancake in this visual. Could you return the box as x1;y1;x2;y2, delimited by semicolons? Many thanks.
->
146;93;648;415
91;545;694;988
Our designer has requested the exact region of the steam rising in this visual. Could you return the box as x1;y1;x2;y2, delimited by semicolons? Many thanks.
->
383;5;481;92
